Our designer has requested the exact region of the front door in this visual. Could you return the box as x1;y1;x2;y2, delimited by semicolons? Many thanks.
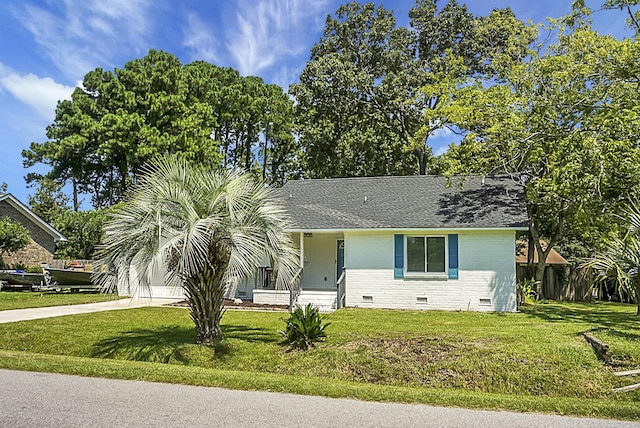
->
336;239;345;281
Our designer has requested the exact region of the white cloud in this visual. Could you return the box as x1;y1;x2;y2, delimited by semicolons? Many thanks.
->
430;127;454;139
270;65;303;92
0;64;75;121
434;144;450;156
14;0;154;79
183;13;220;63
226;0;330;76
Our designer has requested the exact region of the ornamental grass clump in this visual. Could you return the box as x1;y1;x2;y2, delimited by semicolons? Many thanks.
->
280;303;330;350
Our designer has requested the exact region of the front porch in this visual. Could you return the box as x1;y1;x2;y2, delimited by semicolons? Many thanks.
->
246;232;346;312
252;289;338;312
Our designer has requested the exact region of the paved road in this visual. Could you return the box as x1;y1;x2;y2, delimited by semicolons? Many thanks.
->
0;370;637;428
0;298;183;324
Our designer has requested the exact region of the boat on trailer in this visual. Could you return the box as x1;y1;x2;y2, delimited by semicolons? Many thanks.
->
0;270;45;290
42;268;98;292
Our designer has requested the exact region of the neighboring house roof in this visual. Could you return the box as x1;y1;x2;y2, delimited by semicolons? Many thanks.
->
515;240;569;265
277;175;528;231
0;193;67;242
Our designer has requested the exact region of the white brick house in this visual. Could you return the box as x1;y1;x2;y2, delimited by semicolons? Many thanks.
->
130;175;528;313
242;175;528;313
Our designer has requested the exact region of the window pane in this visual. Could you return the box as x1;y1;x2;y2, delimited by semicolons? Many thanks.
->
427;237;446;272
407;237;425;272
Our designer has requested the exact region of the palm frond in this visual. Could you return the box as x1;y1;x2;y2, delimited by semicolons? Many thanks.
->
95;155;300;303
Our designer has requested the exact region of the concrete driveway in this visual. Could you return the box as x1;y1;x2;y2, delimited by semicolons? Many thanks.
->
0;297;183;323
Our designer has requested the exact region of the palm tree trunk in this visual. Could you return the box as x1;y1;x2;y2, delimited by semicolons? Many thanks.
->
184;262;227;344
635;277;640;316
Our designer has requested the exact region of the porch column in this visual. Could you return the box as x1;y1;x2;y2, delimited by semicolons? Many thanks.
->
299;232;304;268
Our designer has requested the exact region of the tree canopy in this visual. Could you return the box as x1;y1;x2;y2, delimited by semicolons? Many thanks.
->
23;51;297;209
441;24;640;291
291;0;535;178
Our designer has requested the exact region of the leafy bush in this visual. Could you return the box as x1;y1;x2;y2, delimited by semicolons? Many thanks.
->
280;303;330;350
518;278;539;304
0;216;30;258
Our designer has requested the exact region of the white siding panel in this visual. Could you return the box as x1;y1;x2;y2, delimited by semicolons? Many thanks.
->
345;233;393;269
344;230;517;312
125;266;185;299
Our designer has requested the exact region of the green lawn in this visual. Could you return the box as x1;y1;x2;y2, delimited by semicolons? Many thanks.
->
0;301;638;419
0;291;121;311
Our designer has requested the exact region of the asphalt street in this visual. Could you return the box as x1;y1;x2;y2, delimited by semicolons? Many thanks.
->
0;369;638;427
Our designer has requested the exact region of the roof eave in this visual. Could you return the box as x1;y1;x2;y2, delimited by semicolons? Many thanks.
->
0;194;67;241
287;226;529;233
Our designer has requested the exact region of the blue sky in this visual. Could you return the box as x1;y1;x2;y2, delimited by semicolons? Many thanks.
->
0;0;631;206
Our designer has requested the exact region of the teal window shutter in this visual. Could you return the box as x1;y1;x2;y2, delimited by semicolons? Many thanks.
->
448;234;459;279
394;234;404;278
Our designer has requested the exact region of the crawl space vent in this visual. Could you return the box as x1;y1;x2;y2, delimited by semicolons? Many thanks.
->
479;298;492;306
416;297;428;304
362;295;373;303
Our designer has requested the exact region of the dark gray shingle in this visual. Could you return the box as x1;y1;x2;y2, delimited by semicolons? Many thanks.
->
276;175;528;230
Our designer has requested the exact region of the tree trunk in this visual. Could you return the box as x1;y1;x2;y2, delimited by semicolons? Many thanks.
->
417;149;427;175
183;259;228;344
72;177;79;212
635;277;640;316
534;260;546;299
529;221;556;300
262;134;269;183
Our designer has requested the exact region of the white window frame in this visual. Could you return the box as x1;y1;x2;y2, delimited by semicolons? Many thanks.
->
404;235;448;277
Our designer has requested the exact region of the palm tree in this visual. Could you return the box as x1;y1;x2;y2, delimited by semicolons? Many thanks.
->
585;202;640;316
95;156;299;344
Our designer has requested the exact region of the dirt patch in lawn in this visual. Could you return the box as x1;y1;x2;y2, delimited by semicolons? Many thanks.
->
334;336;499;386
342;336;467;364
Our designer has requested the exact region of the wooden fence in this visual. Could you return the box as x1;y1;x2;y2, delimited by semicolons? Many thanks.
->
517;265;594;301
49;259;94;271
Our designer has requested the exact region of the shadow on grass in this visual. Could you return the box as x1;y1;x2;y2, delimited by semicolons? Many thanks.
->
222;324;280;343
586;327;640;343
91;326;196;363
521;303;640;368
520;302;639;331
90;324;279;363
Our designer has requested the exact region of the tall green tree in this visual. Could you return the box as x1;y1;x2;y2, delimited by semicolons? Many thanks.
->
53;210;108;260
292;3;413;178
182;62;297;184
28;178;71;224
442;26;640;295
292;1;534;178
24;51;298;208
95;156;299;344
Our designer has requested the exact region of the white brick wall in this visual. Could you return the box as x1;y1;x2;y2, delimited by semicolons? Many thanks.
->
344;230;517;312
253;289;290;305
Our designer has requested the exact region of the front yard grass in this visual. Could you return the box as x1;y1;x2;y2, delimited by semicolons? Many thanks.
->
0;291;121;311
0;301;638;420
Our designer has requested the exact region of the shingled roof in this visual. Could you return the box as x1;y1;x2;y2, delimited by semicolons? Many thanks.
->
276;175;528;231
